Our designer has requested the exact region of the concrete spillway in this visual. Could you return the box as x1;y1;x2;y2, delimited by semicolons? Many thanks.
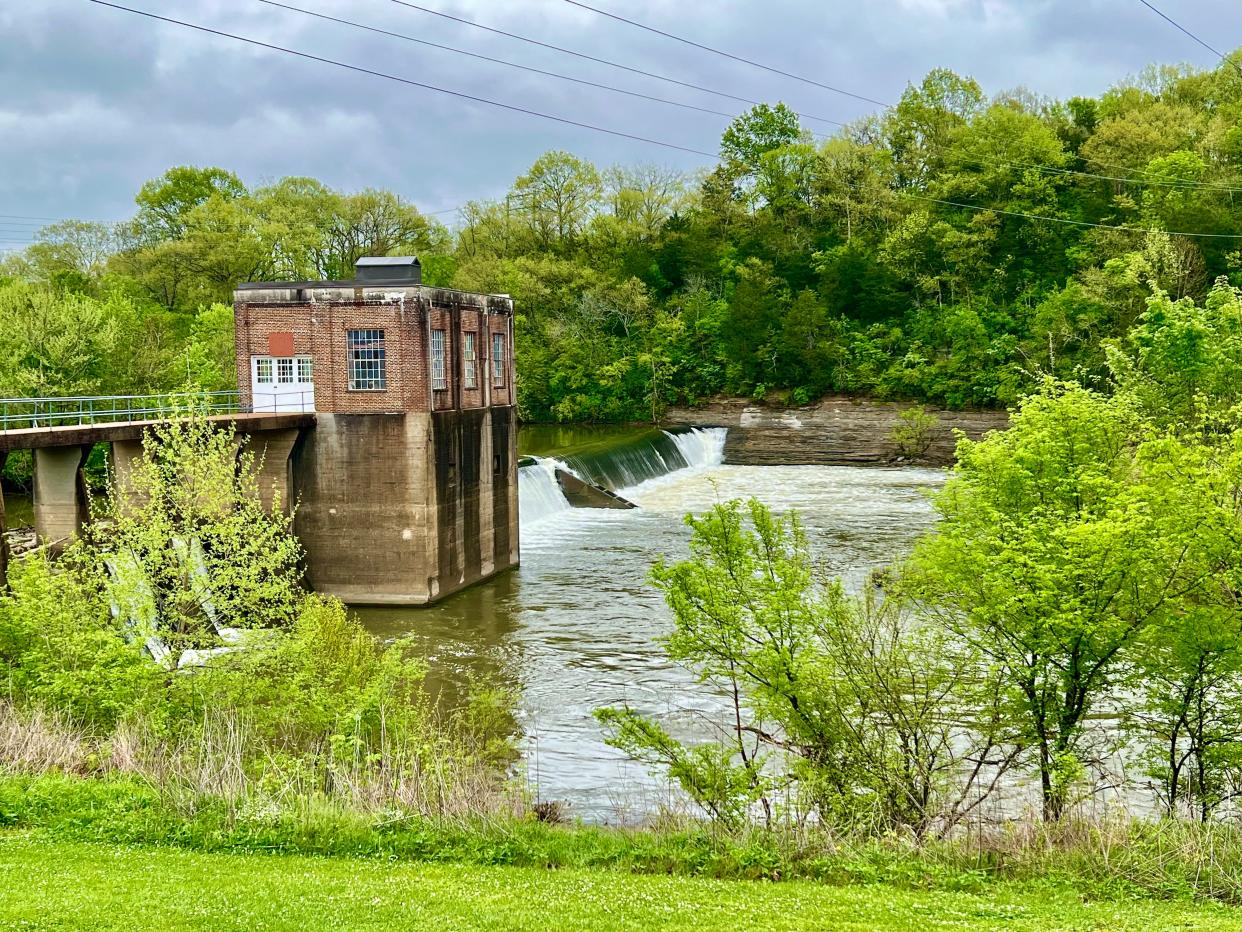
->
517;427;727;528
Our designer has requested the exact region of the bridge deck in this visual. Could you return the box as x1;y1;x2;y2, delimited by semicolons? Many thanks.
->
0;412;315;453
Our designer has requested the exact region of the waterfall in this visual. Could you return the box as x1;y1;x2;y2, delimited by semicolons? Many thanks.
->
617;427;728;497
662;427;728;472
519;427;728;527
518;457;574;526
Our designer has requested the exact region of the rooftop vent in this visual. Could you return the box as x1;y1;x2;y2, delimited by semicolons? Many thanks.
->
355;256;421;286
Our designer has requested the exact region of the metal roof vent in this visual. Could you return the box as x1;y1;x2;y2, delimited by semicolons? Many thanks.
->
355;256;421;286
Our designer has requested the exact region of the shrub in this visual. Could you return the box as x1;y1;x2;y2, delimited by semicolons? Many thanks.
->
888;404;939;459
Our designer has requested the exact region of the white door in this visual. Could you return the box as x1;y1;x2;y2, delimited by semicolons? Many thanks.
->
251;355;315;412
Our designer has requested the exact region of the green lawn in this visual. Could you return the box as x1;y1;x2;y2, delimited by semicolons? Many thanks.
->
0;834;1238;931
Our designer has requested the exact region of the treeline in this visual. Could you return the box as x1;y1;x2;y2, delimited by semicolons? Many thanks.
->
4;56;1242;418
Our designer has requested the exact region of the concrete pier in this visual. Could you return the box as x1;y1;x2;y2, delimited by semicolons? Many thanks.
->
291;409;518;606
243;427;301;514
32;445;90;545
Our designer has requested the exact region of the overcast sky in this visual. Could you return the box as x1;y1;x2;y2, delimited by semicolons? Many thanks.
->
2;0;1240;248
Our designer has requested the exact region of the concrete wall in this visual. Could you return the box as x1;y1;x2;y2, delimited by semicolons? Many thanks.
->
291;409;518;606
664;397;1011;466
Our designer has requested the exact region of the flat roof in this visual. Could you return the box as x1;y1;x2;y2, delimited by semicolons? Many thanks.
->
235;279;355;291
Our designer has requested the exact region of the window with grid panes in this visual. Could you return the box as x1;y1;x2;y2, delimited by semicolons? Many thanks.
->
463;333;477;389
431;329;447;391
347;329;386;390
491;332;505;386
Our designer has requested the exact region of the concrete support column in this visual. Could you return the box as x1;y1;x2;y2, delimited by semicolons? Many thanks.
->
110;438;147;513
242;428;302;514
33;445;90;546
477;410;495;579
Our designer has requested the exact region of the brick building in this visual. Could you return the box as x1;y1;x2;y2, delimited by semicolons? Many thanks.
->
233;257;519;605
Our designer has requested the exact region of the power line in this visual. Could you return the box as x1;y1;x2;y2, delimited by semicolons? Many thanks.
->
561;0;890;108
86;1;720;160
1081;153;1242;189
0;213;118;223
899;191;1242;238
1135;0;1242;77
257;0;753;125
958;155;1242;193
70;2;1242;244
386;0;844;128
553;2;1241;193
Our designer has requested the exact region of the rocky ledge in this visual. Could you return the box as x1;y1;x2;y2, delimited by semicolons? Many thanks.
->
663;397;1010;467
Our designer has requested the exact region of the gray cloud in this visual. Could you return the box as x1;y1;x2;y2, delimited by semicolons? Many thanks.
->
2;0;1239;244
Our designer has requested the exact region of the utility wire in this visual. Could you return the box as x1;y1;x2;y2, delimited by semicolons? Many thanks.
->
386;0;844;127
85;1;720;159
1135;0;1242;77
0;213;118;223
79;3;1242;241
561;0;890;108
898;191;1242;238
554;1;1240;192
958;155;1242;193
257;0;759;125
1081;153;1242;188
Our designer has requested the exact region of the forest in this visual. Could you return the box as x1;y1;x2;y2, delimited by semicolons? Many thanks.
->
4;55;1242;421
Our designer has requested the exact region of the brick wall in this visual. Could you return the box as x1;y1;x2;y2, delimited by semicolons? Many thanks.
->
234;289;515;415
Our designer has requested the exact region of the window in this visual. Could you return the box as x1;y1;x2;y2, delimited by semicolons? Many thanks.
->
463;333;477;389
431;328;447;391
255;357;273;384
297;356;314;384
347;329;387;390
492;333;506;386
276;357;294;384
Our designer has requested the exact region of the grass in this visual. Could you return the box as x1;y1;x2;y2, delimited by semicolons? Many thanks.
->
1;834;1240;931
8;773;1242;904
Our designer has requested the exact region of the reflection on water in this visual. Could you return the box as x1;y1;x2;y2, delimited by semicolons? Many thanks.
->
357;460;945;822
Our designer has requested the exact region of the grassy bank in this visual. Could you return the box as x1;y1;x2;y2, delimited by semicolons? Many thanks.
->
5;774;1242;909
2;834;1240;931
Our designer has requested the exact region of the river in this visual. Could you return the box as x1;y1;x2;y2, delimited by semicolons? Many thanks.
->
358;426;945;822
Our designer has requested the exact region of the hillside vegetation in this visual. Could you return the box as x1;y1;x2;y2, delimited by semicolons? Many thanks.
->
3;55;1242;421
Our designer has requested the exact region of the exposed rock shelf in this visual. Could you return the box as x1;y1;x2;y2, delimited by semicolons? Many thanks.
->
663;397;1010;467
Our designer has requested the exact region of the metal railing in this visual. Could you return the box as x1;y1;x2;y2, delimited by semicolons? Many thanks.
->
0;391;315;430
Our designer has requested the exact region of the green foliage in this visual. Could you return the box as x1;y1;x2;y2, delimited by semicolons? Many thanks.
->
600;498;1004;837
6;53;1242;419
0;556;160;732
78;414;305;650
889;404;941;458
908;379;1242;820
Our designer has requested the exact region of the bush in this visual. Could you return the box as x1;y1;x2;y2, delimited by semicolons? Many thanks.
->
888;404;940;459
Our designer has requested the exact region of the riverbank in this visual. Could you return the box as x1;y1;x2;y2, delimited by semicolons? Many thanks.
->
6;773;1242;910
664;396;1010;466
4;835;1237;931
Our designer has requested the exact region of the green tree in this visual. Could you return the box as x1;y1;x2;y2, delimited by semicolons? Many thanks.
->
909;382;1242;819
600;498;1010;836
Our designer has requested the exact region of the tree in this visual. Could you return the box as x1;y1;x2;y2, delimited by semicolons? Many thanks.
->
132;166;247;242
81;413;305;660
513;151;602;248
909;382;1242;819
0;280;121;396
1106;277;1242;433
599;498;1012;836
